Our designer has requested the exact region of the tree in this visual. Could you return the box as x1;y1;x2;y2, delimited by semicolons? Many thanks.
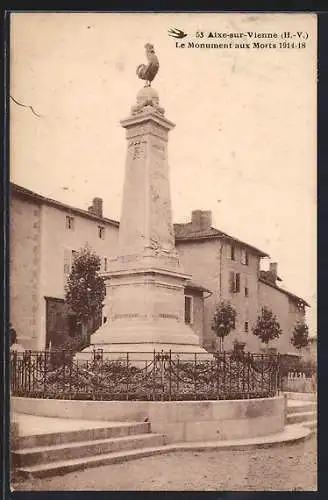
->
252;306;283;345
65;245;106;342
291;320;309;349
211;300;237;352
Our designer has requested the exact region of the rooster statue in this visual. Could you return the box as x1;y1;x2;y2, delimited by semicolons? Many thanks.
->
136;43;159;87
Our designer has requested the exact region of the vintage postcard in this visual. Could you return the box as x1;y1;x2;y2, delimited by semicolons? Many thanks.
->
9;12;317;491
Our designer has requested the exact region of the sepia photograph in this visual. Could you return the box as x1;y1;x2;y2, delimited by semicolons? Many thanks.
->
9;11;317;491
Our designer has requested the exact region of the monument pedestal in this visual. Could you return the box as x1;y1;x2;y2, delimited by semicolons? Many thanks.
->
77;86;210;361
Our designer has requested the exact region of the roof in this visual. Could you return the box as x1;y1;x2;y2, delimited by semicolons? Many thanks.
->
174;222;269;257
10;183;268;257
10;183;119;228
185;280;211;294
259;277;310;307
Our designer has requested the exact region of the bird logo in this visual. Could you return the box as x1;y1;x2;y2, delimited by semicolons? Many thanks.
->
168;27;188;39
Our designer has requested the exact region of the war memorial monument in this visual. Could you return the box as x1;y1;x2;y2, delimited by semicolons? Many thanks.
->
78;44;209;359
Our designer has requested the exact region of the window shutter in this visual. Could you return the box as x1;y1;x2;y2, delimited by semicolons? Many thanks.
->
71;250;77;270
245;277;249;297
64;249;70;275
235;273;240;293
184;296;192;324
229;271;235;293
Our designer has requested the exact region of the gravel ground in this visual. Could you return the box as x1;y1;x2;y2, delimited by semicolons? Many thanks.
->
12;434;317;491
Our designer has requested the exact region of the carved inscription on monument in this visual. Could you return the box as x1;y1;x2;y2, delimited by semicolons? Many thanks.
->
128;140;147;160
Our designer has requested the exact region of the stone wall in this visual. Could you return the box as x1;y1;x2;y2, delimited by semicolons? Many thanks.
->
12;395;284;444
10;195;42;349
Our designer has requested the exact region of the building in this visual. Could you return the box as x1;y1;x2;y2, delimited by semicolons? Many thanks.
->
10;183;118;350
174;210;309;353
9;183;309;353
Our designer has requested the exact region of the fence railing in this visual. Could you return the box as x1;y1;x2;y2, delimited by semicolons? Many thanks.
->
10;349;281;401
282;372;317;393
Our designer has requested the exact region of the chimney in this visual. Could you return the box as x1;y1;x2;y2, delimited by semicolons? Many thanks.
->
191;210;212;231
269;262;278;281
91;197;103;218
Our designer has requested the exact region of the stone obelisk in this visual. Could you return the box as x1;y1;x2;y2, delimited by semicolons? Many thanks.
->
79;44;209;359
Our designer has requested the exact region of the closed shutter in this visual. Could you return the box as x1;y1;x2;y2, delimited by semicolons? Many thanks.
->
229;271;235;293
235;273;240;293
64;249;70;275
184;296;192;324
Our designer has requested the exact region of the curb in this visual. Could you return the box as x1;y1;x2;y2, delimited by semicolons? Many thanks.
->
156;423;314;454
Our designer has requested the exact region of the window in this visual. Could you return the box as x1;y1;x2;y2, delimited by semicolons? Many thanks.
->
64;249;70;275
229;244;236;261
98;226;105;239
71;250;77;266
66;215;74;230
104;257;108;272
64;249;77;278
229;272;240;294
184;296;193;324
235;273;240;293
244;277;249;297
241;248;249;265
244;321;249;333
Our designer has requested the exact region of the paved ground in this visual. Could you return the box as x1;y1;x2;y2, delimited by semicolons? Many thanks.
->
12;433;317;491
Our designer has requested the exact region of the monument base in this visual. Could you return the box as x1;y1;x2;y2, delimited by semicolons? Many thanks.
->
76;342;211;363
75;319;212;362
74;263;211;362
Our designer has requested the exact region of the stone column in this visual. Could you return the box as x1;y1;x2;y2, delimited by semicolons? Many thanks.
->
78;88;210;360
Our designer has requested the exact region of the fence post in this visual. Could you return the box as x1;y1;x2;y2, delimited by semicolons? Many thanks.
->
176;354;180;395
27;351;32;394
43;351;48;397
126;352;129;401
152;350;156;401
194;353;197;400
261;353;264;395
169;350;172;401
277;353;281;395
223;352;226;399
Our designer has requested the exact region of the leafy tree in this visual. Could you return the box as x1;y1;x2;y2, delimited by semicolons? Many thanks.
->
65;245;106;342
291;320;309;349
252;306;283;345
211;300;237;352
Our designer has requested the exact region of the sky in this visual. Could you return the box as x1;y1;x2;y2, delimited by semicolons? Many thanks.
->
10;12;317;334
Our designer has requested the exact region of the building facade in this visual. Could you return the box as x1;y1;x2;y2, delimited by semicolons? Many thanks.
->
10;184;118;349
10;184;310;354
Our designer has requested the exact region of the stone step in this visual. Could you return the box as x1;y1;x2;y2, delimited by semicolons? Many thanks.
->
14;422;315;480
285;391;317;402
287;411;317;425
287;402;317;414
15;422;150;450
13;433;166;468
303;420;317;431
15;444;171;479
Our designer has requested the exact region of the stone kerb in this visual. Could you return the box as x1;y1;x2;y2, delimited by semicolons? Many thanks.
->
12;395;284;444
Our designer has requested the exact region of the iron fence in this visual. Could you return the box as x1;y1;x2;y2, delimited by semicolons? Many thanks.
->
10;349;281;401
